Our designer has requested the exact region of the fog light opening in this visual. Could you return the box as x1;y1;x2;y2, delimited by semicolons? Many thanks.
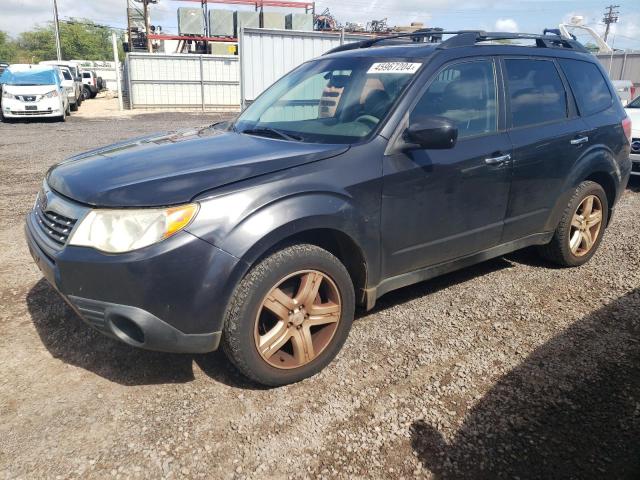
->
110;314;145;345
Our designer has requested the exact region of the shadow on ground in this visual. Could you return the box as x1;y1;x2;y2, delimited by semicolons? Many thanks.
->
411;288;640;479
27;255;514;388
26;278;255;388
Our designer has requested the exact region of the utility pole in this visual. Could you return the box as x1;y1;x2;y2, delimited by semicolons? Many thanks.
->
602;4;620;43
143;0;152;52
52;0;62;60
112;32;124;111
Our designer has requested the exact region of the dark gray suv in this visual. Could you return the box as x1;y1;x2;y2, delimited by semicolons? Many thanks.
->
26;31;632;386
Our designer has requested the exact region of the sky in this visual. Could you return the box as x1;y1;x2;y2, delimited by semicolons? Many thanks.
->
1;0;639;50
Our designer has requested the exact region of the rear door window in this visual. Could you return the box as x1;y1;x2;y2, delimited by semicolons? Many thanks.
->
558;59;613;116
504;59;567;128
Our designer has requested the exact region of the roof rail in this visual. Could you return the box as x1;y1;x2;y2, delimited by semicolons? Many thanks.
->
324;29;589;55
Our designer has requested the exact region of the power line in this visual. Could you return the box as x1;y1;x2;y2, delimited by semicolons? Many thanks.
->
602;4;619;43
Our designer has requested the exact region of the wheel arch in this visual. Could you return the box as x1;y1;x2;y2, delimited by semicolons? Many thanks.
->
246;227;370;307
547;148;622;231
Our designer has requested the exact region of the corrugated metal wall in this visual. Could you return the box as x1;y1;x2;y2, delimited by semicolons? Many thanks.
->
125;53;240;110
239;28;370;106
595;52;640;85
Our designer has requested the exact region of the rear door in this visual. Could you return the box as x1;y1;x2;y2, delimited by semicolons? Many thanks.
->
500;57;588;242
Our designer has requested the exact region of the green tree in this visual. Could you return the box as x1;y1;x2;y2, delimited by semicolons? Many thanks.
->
0;31;18;62
16;20;124;62
584;42;601;53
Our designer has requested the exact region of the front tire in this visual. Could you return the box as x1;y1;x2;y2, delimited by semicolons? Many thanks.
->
222;244;355;387
538;181;608;267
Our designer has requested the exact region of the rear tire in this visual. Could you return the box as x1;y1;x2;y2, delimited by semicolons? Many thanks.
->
538;181;608;267
222;244;355;387
82;86;91;100
70;101;78;112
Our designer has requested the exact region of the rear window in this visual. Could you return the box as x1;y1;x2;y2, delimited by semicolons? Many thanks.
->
504;59;567;128
82;72;91;78
559;59;613;116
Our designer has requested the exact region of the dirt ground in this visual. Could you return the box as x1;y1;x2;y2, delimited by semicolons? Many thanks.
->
1;110;639;479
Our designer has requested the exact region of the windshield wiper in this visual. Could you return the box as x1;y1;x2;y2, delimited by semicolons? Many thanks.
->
241;127;303;142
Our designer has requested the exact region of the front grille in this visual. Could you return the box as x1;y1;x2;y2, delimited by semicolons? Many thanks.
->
35;202;77;245
18;95;39;102
11;110;54;116
632;162;640;173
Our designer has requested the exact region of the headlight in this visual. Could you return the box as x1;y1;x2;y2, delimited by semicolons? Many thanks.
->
69;203;199;253
2;90;15;99
42;90;59;99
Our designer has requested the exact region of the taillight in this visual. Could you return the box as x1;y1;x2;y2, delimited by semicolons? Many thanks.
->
622;117;632;142
92;77;96;87
631;86;636;100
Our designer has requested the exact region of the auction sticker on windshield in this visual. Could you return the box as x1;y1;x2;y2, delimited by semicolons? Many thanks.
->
367;62;422;74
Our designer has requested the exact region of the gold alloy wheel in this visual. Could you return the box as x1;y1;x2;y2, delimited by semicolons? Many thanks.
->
569;194;603;257
254;270;342;369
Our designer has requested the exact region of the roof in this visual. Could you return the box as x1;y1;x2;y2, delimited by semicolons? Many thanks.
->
6;64;58;73
323;30;591;60
324;43;439;60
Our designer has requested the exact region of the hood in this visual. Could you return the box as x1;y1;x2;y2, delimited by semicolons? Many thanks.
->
46;127;349;207
4;84;58;95
625;107;640;137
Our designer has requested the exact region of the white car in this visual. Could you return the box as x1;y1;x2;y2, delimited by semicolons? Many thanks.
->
613;80;636;106
58;66;80;111
40;60;83;110
1;66;70;121
625;96;640;176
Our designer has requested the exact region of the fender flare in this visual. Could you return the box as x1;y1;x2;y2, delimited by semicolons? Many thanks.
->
221;191;377;275
544;145;621;232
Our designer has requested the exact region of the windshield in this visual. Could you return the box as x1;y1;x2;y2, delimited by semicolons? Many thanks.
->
627;95;640;108
1;69;59;86
234;57;422;144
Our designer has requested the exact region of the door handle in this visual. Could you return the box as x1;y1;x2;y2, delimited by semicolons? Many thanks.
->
485;153;511;165
570;136;589;145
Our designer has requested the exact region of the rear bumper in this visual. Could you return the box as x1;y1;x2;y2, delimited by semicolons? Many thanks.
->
25;209;242;354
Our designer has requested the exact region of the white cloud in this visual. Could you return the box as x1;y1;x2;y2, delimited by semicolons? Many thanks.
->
494;18;519;32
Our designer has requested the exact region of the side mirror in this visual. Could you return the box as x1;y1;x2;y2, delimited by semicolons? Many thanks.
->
405;115;458;150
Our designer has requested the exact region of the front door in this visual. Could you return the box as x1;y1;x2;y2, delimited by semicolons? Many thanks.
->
381;58;512;278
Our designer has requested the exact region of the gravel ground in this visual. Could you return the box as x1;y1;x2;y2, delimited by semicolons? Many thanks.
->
1;112;639;479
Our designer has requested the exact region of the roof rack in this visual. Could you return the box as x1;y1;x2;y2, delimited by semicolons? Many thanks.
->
324;29;589;55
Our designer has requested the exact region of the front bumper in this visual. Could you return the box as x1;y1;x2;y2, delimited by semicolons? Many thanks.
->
3;97;63;118
26;205;243;354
